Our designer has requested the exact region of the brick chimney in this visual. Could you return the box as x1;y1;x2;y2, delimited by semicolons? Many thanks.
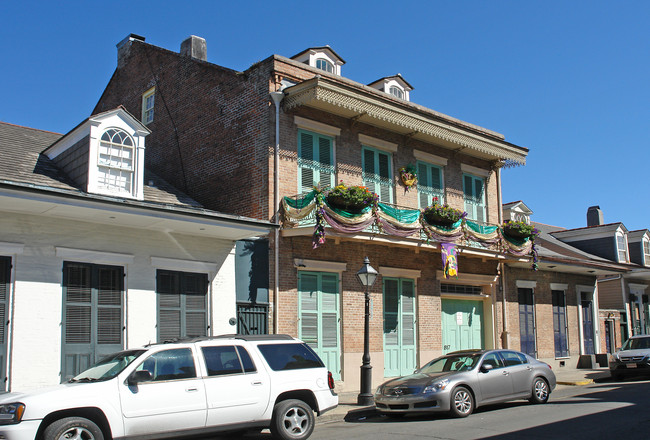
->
587;206;604;226
181;35;207;61
116;33;145;68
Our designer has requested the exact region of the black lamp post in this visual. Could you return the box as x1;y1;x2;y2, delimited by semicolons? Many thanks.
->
356;256;378;406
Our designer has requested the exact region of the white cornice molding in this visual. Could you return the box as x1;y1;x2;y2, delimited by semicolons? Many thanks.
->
516;280;537;289
0;242;24;255
359;134;398;153
628;283;648;291
550;283;569;291
56;247;134;265
151;256;217;273
378;266;421;279
294;116;341;136
294;258;347;273
461;164;491;178
414;149;448;166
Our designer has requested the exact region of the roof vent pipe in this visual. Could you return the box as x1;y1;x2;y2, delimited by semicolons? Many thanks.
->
587;205;604;227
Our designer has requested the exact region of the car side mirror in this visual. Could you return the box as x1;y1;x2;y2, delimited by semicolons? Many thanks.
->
128;370;152;386
480;364;494;373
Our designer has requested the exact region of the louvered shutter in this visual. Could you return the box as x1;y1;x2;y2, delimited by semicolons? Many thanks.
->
362;148;377;194
318;136;334;188
321;274;338;349
299;131;315;193
378;152;392;202
157;270;208;341
97;267;122;345
474;178;485;222
184;273;208;338
65;264;92;344
299;273;319;346
418;163;430;207
363;147;393;203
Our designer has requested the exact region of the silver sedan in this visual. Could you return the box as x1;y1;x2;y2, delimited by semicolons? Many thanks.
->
374;349;556;418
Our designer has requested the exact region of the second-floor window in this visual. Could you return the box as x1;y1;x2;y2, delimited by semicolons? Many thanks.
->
362;147;393;203
644;239;650;266
617;233;628;263
463;173;486;222
298;130;334;193
417;161;444;208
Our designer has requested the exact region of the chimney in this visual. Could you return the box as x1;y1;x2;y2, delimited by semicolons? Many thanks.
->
587;206;604;226
181;36;207;61
116;33;145;69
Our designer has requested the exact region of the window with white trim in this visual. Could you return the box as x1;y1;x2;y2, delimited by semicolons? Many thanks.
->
298;130;334;193
142;87;155;124
644;238;650;266
388;86;404;99
616;232;628;263
362;146;393;203
316;59;334;73
97;128;135;194
417;161;444;208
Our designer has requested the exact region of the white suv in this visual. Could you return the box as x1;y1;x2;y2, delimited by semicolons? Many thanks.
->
0;335;338;440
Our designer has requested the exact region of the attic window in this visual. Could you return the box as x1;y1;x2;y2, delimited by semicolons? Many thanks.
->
98;128;135;194
644;238;650;266
616;232;628;263
316;58;334;74
389;86;404;99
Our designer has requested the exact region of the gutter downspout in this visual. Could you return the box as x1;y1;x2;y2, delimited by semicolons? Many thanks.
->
496;166;508;348
270;91;284;335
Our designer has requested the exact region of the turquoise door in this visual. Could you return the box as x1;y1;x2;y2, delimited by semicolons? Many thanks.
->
298;272;341;380
383;278;416;377
441;299;484;354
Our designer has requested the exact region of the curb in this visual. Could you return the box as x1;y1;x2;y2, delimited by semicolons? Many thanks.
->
557;379;594;386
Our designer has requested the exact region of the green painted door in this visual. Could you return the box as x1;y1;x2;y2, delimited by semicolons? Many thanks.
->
298;272;341;380
441;299;484;354
384;278;416;377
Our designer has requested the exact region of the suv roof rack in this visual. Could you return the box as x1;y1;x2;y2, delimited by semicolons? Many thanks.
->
144;334;296;347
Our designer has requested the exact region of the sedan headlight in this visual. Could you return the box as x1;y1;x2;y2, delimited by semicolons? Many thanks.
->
0;403;25;425
423;379;449;394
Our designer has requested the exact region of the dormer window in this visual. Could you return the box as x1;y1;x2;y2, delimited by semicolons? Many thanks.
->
644;238;650;266
617;232;628;263
389;86;404;99
316;58;334;74
98;128;135;193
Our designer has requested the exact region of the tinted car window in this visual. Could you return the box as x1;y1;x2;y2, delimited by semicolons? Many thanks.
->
623;337;650;350
481;353;503;369
420;354;480;373
203;346;243;376
258;343;324;371
136;348;196;381
236;346;257;373
501;351;527;366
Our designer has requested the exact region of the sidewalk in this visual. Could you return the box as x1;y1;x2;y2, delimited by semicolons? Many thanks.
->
319;367;612;424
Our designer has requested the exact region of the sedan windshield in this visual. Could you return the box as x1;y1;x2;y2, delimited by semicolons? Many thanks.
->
70;350;146;382
622;337;650;350
419;354;480;374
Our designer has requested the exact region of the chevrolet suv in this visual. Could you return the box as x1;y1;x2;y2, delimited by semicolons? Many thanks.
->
0;334;338;440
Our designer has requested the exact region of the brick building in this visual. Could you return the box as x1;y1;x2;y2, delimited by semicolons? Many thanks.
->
94;34;539;393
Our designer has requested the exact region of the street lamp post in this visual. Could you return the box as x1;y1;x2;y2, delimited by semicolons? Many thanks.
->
356;256;378;406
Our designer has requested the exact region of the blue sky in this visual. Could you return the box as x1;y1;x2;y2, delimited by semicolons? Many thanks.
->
1;1;648;230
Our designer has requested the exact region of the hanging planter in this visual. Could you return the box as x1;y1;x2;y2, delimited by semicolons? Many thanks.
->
501;220;538;240
399;164;418;189
325;182;378;214
423;201;466;227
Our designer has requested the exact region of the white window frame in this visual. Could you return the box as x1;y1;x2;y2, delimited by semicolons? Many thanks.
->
142;87;155;125
315;58;334;74
97;128;136;195
388;85;404;99
616;232;628;263
644;238;650;266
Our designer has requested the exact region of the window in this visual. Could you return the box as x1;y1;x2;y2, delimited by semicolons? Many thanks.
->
644;239;650;266
501;351;527;366
616;232;628;263
417;161;444;208
518;287;536;357
463;174;486;222
98;128;135;194
552;290;569;357
136;348;196;381
481;353;503;370
202;346;256;376
142;87;155;124
315;58;334;73
298;130;334;193
362;147;393;203
388;86;404;99
257;343;324;371
156;270;208;342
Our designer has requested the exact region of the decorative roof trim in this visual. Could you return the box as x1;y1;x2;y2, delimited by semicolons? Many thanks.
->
283;77;527;165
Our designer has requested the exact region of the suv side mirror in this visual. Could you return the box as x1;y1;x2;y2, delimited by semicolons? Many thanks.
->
480;363;494;373
128;370;152;386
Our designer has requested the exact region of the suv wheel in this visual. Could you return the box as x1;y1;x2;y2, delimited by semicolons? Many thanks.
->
44;417;104;440
270;399;315;440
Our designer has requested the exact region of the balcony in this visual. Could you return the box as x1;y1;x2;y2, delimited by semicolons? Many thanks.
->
280;192;535;262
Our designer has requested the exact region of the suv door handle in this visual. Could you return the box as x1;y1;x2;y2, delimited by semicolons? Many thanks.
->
186;387;198;392
251;381;263;386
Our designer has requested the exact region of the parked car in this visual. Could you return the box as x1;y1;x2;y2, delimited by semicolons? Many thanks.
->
609;335;650;380
374;349;555;418
0;334;337;440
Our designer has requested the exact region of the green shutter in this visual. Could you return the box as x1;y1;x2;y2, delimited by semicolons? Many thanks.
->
298;130;334;192
363;147;393;203
417;161;444;208
463;174;486;222
383;278;417;377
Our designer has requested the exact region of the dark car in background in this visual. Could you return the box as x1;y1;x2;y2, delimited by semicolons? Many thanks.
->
374;349;556;418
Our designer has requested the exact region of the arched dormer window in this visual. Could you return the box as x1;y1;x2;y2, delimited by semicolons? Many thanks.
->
389;86;404;99
98;128;135;194
316;58;334;73
644;238;650;266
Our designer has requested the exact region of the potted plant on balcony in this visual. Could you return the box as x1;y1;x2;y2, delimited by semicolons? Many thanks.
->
399;164;418;189
325;182;378;214
423;200;467;227
501;220;538;240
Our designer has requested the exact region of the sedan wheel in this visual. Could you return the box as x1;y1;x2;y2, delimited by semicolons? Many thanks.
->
529;377;550;404
450;386;474;417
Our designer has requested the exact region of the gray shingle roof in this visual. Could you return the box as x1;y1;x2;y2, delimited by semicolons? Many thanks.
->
0;121;201;208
